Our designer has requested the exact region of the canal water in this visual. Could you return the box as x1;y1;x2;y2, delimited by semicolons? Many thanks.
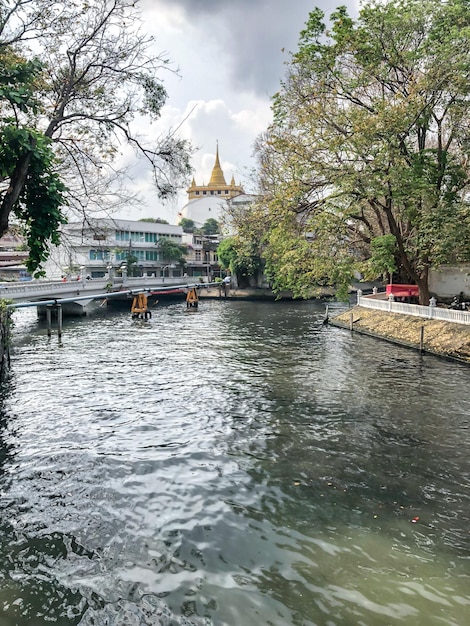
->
0;299;469;625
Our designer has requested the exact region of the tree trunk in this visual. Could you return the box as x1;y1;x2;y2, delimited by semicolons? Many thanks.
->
416;269;430;305
0;141;35;237
392;227;430;304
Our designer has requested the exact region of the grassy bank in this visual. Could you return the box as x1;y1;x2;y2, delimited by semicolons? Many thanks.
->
331;306;470;364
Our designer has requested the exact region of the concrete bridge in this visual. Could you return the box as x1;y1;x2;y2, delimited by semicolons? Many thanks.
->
1;276;210;315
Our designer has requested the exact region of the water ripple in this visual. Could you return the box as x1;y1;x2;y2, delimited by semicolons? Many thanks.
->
0;301;469;625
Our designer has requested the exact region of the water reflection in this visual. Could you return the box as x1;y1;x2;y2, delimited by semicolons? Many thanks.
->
0;301;468;625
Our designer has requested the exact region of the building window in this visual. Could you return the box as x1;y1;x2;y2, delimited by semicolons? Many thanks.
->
131;231;145;242
195;250;201;261
224;190;229;194
203;191;207;195
116;230;129;241
210;191;214;195
89;249;110;261
196;191;200;195
116;249;146;261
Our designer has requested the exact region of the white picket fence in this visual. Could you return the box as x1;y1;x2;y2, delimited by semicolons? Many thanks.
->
357;291;470;325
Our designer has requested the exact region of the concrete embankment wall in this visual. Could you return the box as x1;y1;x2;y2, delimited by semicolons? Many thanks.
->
198;286;336;300
331;306;470;365
198;287;293;300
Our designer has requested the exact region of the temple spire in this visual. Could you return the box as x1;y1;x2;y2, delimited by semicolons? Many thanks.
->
209;142;227;186
186;141;244;201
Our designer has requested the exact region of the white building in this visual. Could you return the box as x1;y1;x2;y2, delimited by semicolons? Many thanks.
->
44;218;184;280
182;232;223;280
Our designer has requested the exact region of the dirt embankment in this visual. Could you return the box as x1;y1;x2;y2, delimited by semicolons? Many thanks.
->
331;306;470;364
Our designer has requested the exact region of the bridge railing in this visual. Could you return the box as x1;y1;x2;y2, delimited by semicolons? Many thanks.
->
0;279;108;298
0;275;210;304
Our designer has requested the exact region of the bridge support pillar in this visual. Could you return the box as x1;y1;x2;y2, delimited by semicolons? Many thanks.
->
131;293;151;319
186;288;199;308
46;304;63;339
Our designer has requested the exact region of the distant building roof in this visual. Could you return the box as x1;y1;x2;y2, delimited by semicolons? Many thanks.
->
62;218;183;237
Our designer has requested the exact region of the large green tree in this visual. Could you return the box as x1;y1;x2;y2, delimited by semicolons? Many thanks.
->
0;0;192;275
254;0;470;303
219;197;266;285
0;47;67;273
217;235;263;286
156;238;187;266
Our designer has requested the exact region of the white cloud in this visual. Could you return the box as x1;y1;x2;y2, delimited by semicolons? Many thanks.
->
114;0;360;223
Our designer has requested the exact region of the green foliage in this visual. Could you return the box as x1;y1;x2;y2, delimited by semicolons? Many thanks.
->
263;211;355;300
139;217;169;224
0;126;67;276
156;238;187;265
140;76;167;119
125;253;138;277
217;236;263;280
362;235;398;281
200;218;220;236
178;218;196;233
0;44;67;275
0;54;42;114
254;0;470;303
217;237;238;271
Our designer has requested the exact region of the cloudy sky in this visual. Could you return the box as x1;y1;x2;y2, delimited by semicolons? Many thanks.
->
121;0;358;223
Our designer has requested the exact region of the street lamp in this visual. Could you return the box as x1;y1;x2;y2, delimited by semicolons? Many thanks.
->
162;263;176;282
